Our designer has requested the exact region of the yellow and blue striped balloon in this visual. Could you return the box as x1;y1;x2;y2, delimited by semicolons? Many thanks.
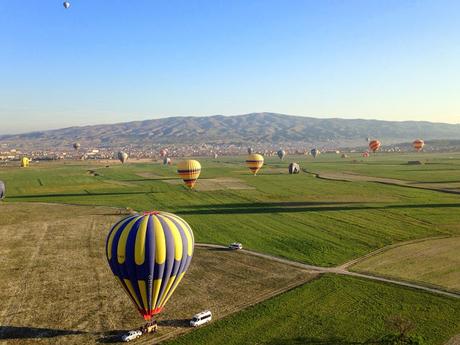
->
106;211;194;320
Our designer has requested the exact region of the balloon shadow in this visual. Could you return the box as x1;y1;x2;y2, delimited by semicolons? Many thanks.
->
0;325;86;340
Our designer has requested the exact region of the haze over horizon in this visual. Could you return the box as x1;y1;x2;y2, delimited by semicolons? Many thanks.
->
1;0;460;134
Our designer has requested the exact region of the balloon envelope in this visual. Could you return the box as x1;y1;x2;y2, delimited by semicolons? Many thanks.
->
368;140;381;152
0;180;5;200
310;148;320;158
177;160;201;188
106;211;194;320
63;2;70;9
73;142;80;150
288;163;300;174
246;154;264;175
247;147;253;155
277;150;286;160
118;151;128;164
21;157;30;168
413;139;424;151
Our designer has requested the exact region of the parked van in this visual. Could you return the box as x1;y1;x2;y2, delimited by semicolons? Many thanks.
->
190;310;212;327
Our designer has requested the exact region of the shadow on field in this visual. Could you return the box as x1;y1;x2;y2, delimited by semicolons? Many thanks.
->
159;318;190;327
177;201;460;215
265;337;384;344
0;325;86;339
8;191;153;199
96;330;127;344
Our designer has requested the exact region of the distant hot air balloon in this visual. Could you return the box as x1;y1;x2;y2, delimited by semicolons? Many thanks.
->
310;148;320;158
341;154;348;159
413;139;425;151
368;140;381;153
288;163;300;174
118;151;128;164
362;151;369;158
21;157;30;168
177;160;201;189
277;149;286;160
366;137;371;142
63;2;71;9
246;154;264;175
160;149;168;158
106;211;194;321
247;147;253;155
73;142;81;151
163;157;171;165
0;180;5;200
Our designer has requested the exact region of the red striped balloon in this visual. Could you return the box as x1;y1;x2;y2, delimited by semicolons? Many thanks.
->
368;140;381;152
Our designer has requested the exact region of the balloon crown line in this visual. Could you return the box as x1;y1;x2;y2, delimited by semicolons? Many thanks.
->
143;211;161;215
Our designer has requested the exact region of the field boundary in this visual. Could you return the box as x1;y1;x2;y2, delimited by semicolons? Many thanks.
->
196;243;460;299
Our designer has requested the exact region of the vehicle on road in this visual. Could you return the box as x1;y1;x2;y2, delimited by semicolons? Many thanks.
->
190;310;212;327
122;330;142;342
229;242;243;250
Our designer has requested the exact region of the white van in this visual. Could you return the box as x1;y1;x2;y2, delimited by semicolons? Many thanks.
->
121;330;142;342
229;242;243;250
190;310;212;327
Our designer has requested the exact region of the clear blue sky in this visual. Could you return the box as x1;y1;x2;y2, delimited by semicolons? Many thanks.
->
1;0;459;134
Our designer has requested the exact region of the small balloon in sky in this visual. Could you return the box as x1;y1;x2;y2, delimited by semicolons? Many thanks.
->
63;2;71;9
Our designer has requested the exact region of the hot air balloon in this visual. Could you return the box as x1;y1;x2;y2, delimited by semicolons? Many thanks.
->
368;140;381;153
341;154;348;159
106;211;194;321
213;153;218;159
362;151;369;158
288;163;300;174
73;142;81;151
21;157;30;168
118;151;128;164
246;154;264;175
177;160;201;189
310;148;320;158
413;139;425;151
277;149;286;160
247;147;253;155
160;149;168;158
0;180;5;200
163;157;171;165
63;2;71;9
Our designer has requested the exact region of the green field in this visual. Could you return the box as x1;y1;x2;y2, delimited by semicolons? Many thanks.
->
167;275;460;345
1;153;460;267
0;153;460;266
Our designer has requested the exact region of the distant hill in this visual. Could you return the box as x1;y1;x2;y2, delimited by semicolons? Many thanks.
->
1;113;459;149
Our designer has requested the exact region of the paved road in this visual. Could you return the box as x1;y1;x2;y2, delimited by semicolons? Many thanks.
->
195;243;460;299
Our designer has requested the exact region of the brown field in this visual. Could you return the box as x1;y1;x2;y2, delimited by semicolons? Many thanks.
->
351;237;460;292
0;203;315;345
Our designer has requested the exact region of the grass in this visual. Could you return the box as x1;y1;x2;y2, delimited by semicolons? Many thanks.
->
167;274;460;345
351;236;460;292
0;203;314;345
1;154;460;266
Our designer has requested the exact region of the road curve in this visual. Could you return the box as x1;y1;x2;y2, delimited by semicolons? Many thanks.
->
195;243;460;299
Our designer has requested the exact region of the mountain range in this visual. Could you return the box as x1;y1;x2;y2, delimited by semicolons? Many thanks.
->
1;113;459;149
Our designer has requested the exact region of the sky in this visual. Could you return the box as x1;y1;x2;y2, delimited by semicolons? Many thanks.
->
0;0;459;134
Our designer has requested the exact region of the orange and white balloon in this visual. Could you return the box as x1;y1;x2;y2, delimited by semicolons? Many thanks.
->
368;140;381;153
413;139;424;151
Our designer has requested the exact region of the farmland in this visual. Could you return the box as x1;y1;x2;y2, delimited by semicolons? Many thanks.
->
351;236;460;292
1;152;459;344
